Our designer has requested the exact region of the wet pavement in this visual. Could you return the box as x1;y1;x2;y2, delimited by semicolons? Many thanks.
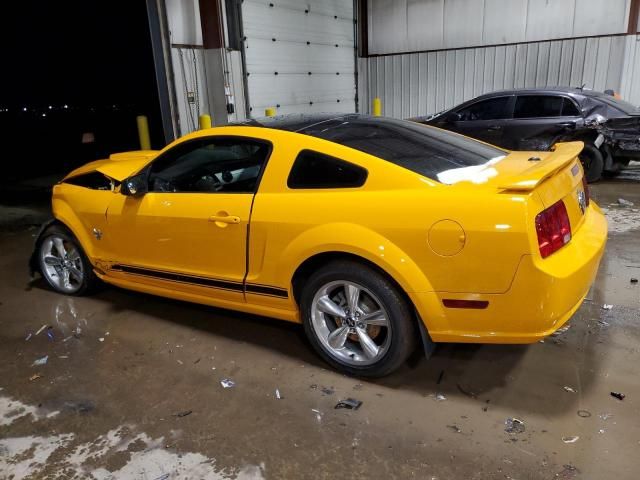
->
0;176;639;479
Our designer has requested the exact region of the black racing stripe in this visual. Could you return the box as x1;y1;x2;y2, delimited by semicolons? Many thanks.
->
111;264;243;292
245;283;289;298
111;264;288;298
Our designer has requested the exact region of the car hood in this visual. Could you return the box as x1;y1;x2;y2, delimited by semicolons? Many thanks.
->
62;150;159;182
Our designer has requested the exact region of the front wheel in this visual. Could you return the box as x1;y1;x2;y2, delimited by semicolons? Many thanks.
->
38;225;98;296
301;260;417;377
579;143;604;183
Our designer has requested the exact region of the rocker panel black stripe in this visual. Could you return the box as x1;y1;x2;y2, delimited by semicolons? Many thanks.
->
111;264;288;298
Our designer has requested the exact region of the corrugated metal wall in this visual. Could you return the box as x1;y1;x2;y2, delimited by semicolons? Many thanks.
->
620;34;640;106
368;0;631;55
358;35;629;117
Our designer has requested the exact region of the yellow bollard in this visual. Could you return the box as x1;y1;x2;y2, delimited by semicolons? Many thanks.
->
199;114;212;129
372;97;382;117
265;107;276;117
136;115;151;150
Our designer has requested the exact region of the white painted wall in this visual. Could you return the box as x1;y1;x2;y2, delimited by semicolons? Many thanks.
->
368;0;631;55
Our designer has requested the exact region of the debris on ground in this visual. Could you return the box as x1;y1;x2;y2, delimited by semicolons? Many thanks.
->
563;386;577;393
552;325;571;336
599;413;614;420
173;410;192;418
618;198;634;207
99;337;105;342
435;393;447;401
311;409;323;422
335;398;362;410
310;384;318;390
220;378;235;389
447;424;461;433
562;436;580;444
555;464;579;479
25;333;32;341
32;355;48;367
597;320;610;327
504;418;525;434
193;358;201;364
577;410;591;418
154;474;170;480
610;391;625;400
73;327;82;338
275;388;282;400
353;384;363;390
631;278;638;284
47;328;54;341
177;360;183;365
436;370;445;384
602;304;613;310
321;387;335;395
29;373;42;381
35;324;48;336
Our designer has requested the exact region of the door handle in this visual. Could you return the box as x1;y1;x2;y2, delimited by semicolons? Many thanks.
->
209;215;240;224
558;122;576;129
487;125;502;131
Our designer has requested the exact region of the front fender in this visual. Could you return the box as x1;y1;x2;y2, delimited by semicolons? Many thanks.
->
279;223;435;294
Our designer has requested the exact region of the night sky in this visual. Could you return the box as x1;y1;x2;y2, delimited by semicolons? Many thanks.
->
0;1;163;178
1;1;157;109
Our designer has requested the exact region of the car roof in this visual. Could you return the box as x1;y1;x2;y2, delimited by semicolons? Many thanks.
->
474;86;591;99
233;113;363;132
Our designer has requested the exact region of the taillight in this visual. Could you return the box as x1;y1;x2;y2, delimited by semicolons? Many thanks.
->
581;174;590;207
535;201;572;258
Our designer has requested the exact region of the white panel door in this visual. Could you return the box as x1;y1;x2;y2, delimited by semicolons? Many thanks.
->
242;0;356;115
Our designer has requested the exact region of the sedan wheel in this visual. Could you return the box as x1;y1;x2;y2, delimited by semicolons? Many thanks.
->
301;260;417;377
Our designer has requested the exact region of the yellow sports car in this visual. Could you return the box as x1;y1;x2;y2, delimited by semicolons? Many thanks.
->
31;114;607;376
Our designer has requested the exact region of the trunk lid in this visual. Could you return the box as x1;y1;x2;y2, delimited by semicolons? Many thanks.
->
495;141;588;236
443;141;588;234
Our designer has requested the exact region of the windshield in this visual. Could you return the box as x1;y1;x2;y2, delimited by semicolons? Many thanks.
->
296;116;507;182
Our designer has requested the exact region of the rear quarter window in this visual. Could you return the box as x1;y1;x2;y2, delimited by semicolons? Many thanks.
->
297;117;506;182
287;150;367;189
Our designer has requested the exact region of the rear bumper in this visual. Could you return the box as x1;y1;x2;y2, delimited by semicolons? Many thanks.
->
413;202;607;344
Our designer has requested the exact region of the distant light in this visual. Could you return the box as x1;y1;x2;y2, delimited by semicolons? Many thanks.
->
42;113;46;117
63;104;68;109
48;105;53;110
23;107;27;112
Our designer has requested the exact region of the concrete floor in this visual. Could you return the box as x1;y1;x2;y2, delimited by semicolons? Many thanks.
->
0;171;639;479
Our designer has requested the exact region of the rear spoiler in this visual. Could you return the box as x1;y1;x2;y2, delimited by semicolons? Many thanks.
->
498;141;584;191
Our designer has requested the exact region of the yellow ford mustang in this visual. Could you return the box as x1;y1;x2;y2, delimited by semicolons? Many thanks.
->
31;114;607;376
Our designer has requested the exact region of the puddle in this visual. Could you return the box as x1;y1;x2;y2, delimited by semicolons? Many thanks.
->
0;392;265;479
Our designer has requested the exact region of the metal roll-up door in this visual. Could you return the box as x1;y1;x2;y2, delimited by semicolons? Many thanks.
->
241;0;356;115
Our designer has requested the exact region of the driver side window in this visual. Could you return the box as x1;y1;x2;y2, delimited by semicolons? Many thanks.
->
457;97;511;121
148;138;270;193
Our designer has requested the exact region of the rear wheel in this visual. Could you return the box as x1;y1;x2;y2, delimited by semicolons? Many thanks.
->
38;225;98;296
301;260;416;377
579;143;604;183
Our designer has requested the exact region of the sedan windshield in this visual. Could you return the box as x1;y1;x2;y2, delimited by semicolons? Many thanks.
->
293;116;506;182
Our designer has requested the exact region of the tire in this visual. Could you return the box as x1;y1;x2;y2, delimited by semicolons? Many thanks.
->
579;143;604;183
37;225;99;296
300;260;417;377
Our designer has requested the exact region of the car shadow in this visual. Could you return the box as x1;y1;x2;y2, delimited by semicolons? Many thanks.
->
26;276;605;416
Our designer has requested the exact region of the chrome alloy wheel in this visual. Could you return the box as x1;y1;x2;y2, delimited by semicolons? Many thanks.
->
310;280;391;366
40;235;84;294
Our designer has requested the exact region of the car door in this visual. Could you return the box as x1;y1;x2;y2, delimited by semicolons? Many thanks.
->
104;136;271;302
502;95;583;150
439;96;513;147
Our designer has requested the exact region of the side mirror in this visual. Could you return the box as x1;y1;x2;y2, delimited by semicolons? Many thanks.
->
121;173;148;196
